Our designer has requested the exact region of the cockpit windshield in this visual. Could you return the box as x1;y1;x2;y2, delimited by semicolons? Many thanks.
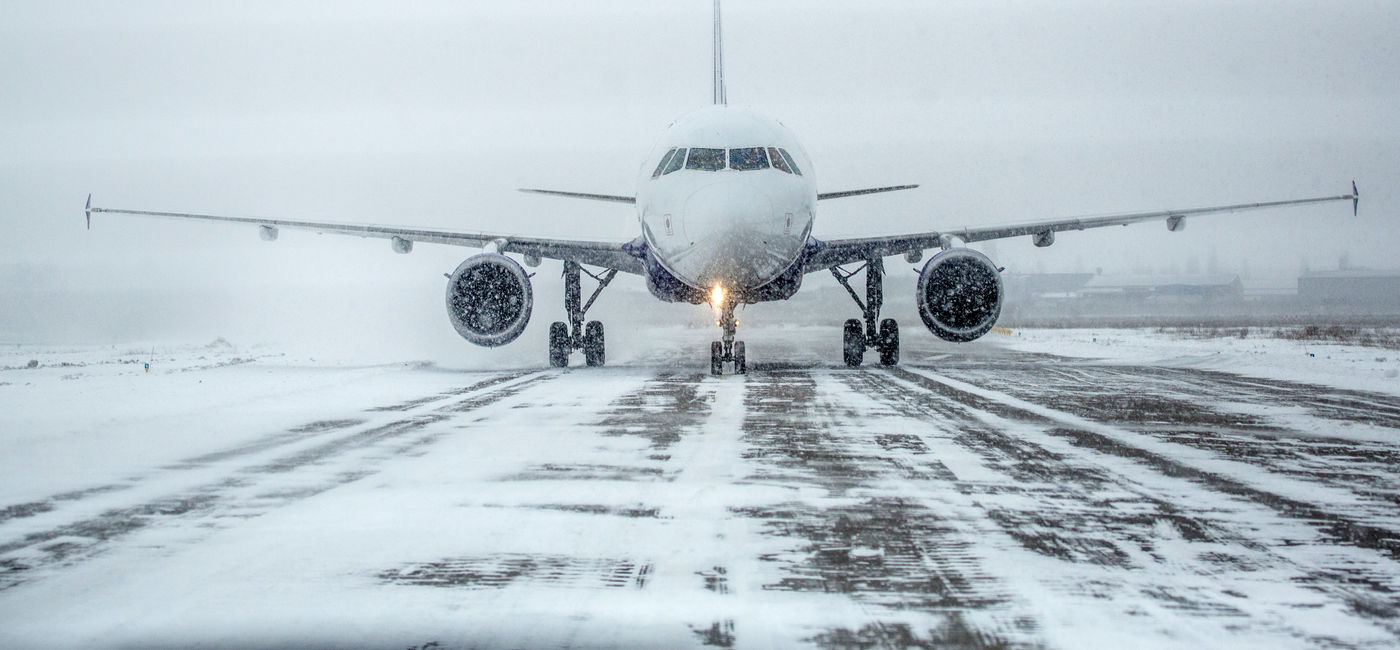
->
652;145;799;176
728;147;769;171
685;148;726;171
651;148;678;179
776;148;801;175
768;147;792;174
662;148;686;175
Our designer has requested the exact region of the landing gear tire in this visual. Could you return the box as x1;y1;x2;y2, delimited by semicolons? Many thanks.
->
583;320;605;367
710;341;724;376
733;341;746;375
843;319;865;367
549;321;570;368
878;318;900;366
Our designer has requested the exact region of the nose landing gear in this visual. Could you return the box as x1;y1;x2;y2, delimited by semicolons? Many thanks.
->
709;298;746;375
831;257;899;367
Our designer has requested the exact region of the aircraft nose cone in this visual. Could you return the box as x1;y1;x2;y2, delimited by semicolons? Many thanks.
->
682;182;775;243
678;181;794;289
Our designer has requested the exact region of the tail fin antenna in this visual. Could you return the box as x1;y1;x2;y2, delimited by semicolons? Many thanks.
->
712;0;726;105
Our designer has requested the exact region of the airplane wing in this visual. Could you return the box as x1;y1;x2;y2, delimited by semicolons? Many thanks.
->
84;196;646;274
806;183;1359;271
518;189;636;204
817;184;918;200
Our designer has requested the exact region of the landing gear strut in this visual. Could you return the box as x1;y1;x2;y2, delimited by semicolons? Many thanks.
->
709;298;746;376
549;261;617;368
831;258;899;367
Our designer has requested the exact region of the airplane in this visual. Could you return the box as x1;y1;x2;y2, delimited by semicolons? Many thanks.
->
85;1;1359;376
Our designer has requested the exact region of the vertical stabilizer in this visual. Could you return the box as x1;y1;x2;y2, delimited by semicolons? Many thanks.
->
713;0;727;105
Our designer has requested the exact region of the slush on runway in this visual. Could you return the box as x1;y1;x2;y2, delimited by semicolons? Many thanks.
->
3;329;1398;649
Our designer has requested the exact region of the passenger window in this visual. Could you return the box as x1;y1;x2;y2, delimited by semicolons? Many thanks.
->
663;148;686;175
778;148;802;176
651;148;677;179
686;148;726;171
768;147;792;174
728;147;769;171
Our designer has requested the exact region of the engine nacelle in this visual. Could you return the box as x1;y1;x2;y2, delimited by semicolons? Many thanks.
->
916;248;1004;343
445;254;533;347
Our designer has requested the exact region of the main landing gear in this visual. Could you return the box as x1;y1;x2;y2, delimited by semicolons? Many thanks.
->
549;261;617;368
709;297;746;376
830;258;899;367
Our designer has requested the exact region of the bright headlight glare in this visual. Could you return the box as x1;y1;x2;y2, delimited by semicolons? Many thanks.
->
710;284;725;306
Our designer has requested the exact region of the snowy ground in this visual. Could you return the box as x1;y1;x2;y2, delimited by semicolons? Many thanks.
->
990;327;1400;397
2;326;1400;649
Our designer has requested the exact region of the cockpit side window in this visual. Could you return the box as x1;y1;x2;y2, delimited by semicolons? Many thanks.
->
768;147;792;174
728;147;769;171
777;148;802;176
662;148;686;175
651;148;678;179
686;148;726;171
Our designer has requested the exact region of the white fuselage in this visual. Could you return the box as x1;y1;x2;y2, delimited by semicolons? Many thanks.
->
635;106;817;298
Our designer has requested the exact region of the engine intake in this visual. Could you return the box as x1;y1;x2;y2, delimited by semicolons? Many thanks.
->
445;253;533;347
916;248;1003;343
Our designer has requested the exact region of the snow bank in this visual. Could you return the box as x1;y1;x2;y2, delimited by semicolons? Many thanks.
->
986;327;1400;396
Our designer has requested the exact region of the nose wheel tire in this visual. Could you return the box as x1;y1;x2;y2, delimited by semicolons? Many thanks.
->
710;340;747;375
583;320;605;367
878;318;900;366
843;319;865;367
549;322;570;368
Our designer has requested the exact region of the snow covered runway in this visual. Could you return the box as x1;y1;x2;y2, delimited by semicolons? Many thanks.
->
2;329;1399;648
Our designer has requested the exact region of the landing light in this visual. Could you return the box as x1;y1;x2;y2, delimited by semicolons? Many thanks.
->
710;284;725;306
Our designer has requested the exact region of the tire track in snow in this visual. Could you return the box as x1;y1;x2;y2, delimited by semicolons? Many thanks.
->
0;370;549;592
735;368;1033;649
377;369;704;648
1102;365;1400;429
500;370;709;483
0;485;129;526
645;373;746;647
959;361;1400;524
848;364;1400;644
0;371;537;529
895;365;1400;560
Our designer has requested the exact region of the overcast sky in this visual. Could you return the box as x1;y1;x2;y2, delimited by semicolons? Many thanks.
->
2;0;1397;345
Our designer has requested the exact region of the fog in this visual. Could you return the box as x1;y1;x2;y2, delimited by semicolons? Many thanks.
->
3;0;1397;350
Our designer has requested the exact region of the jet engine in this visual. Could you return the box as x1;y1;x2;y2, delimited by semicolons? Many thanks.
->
445;253;533;347
916;248;1003;343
